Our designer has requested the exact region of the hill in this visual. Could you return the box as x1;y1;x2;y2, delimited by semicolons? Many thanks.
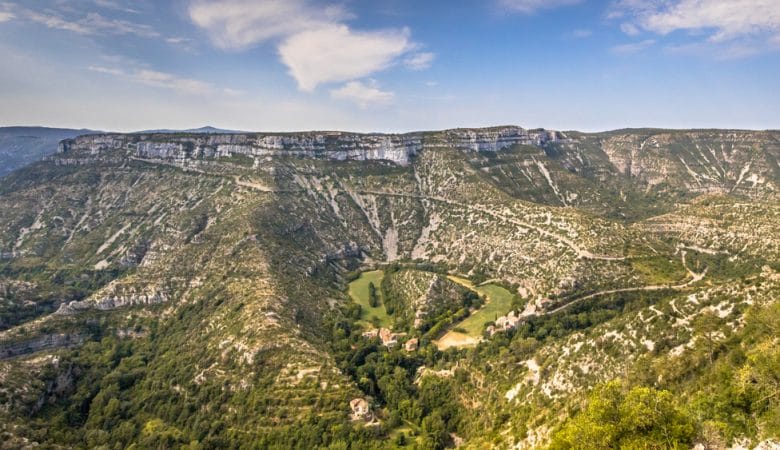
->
0;125;777;448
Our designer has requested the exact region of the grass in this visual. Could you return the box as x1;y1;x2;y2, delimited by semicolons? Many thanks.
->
347;270;392;328
435;276;517;349
630;255;687;285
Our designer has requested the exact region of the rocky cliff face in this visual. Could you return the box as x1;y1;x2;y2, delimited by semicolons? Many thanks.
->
2;123;779;449
0;333;86;359
591;130;780;197
58;126;565;167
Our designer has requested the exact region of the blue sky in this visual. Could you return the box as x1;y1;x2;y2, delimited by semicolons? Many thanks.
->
0;0;779;132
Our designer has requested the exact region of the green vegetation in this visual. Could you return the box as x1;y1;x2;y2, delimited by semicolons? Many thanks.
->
1;127;779;448
630;255;687;285
368;282;380;308
550;381;697;449
347;270;392;328
445;277;516;337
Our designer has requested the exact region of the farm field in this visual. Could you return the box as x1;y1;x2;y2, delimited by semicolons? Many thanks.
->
347;270;393;328
436;276;517;349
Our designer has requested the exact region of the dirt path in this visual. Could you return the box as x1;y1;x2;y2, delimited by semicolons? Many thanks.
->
544;253;706;315
233;176;276;192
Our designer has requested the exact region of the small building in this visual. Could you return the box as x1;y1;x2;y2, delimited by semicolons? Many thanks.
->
361;329;379;339
488;311;523;336
349;398;371;421
405;338;419;352
362;328;407;347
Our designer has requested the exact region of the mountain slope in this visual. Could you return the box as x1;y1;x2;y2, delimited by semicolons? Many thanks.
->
0;126;777;448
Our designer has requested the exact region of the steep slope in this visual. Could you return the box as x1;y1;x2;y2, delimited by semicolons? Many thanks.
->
0;126;777;448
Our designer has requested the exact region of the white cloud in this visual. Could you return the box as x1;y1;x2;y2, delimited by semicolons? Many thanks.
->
94;0;140;13
80;12;159;38
404;52;435;70
0;11;14;23
612;0;780;42
620;22;640;35
330;80;394;108
9;5;159;38
188;0;348;50
25;10;92;34
88;65;235;95
611;39;656;54
499;0;582;14
189;0;422;93
279;25;412;91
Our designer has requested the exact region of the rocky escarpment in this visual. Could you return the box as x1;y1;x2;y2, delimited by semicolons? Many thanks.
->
55;289;168;315
0;333;86;360
57;126;565;167
591;130;780;197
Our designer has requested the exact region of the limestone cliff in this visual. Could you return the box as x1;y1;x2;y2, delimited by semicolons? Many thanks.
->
57;126;565;167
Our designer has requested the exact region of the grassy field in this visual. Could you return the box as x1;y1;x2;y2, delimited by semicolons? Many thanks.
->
347;270;393;328
630;255;687;285
435;276;517;349
456;283;516;335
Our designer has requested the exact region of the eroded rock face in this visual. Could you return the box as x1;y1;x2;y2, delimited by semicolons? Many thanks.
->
596;131;780;196
58;126;565;167
444;127;563;152
0;334;86;359
55;290;168;314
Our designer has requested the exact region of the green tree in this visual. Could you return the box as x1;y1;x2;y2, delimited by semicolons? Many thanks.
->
368;282;380;308
550;381;697;449
693;311;722;365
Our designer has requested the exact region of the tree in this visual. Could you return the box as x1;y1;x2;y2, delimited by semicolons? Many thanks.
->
550;381;696;449
368;282;380;308
694;311;721;365
421;411;448;449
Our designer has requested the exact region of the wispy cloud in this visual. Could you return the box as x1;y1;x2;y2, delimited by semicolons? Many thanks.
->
189;0;425;93
165;36;198;53
499;0;582;14
611;0;780;43
611;39;656;54
403;52;435;70
620;22;640;36
91;0;141;14
0;10;14;23
88;65;237;96
188;0;349;50
6;5;159;38
330;80;394;108
80;12;159;37
25;10;92;34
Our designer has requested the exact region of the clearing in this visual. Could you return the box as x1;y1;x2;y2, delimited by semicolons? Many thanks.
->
435;276;517;350
348;270;393;328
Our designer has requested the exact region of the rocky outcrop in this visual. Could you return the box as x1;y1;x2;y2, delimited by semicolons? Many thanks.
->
444;127;564;152
595;130;779;196
0;333;86;359
57;126;566;167
55;290;168;314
